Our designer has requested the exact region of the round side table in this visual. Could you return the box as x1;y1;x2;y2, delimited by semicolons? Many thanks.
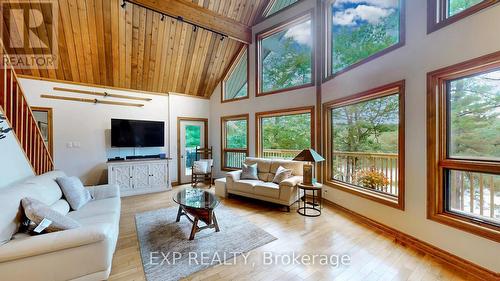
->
297;182;322;217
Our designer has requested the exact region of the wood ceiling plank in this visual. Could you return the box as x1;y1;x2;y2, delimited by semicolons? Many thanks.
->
86;0;101;84
130;6;139;88
55;6;72;81
118;1;127;87
94;0;108;85
151;13;165;92
68;0;87;82
178;25;197;91
110;0;120;86
124;3;133;88
76;0;95;84
162;19;176;93
141;9;153;90
126;0;251;44
146;13;160;92
135;7;147;90
171;23;188;92
191;30;212;95
28;1;53;79
184;29;204;95
156;18;171;93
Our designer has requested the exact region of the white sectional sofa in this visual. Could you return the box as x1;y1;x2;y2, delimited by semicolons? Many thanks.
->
225;157;304;211
0;171;121;281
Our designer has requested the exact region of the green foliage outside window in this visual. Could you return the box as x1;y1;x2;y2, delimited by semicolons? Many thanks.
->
448;0;483;16
331;0;400;74
262;113;311;150
448;69;500;160
185;125;201;148
261;19;312;93
226;120;247;149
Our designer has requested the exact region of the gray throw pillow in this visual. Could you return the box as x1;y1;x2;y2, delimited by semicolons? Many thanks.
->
241;163;258;180
273;166;292;184
56;177;92;210
21;197;80;233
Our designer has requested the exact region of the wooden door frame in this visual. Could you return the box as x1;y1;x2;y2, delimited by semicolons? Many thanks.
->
177;117;209;184
31;106;54;158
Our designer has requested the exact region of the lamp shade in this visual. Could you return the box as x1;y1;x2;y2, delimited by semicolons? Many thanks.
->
292;148;325;162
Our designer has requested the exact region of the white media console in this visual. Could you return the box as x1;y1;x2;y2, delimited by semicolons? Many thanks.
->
107;159;171;197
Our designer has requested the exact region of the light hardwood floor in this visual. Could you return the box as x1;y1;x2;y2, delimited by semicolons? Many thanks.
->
109;185;472;281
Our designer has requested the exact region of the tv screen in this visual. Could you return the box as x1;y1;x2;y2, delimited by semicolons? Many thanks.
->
111;119;165;147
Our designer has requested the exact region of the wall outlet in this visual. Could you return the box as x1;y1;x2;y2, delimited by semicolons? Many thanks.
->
66;142;73;148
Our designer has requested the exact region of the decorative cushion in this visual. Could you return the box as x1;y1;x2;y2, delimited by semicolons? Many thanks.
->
193;161;209;174
241;163;259;180
272;166;292;184
56;177;92;210
21;197;81;233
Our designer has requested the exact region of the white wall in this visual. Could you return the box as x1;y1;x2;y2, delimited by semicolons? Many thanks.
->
21;78;210;185
0;109;34;188
210;0;317;178
320;1;500;273
208;0;500;273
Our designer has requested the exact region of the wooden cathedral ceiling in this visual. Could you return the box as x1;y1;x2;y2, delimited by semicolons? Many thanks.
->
6;0;269;97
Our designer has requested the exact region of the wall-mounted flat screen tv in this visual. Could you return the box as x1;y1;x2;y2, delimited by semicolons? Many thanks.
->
111;119;165;147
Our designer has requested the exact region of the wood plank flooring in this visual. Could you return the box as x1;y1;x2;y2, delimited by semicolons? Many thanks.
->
109;184;472;281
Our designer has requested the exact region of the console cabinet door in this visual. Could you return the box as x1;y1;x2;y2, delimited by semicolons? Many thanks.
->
149;163;167;187
111;165;132;191
133;164;150;189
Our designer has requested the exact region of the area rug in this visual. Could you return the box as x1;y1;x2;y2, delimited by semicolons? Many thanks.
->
135;205;277;281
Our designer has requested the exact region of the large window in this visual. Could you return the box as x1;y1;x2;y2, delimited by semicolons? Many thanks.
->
263;0;300;18
221;114;249;170
256;107;314;160
328;0;404;76
428;0;499;33
222;47;248;102
324;81;405;209
427;52;500;242
257;13;313;96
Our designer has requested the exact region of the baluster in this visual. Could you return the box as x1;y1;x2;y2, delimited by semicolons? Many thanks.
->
460;172;464;210
490;176;494;218
0;64;5;109
469;173;474;213
479;174;484;216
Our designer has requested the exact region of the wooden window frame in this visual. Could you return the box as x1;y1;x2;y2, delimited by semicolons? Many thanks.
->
221;46;249;103
323;81;406;210
427;0;499;34
221;114;249;171
256;11;315;97
324;0;406;81
255;106;315;158
257;0;303;23
427;51;500;242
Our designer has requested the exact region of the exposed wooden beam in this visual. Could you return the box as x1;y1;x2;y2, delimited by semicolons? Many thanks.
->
126;0;252;44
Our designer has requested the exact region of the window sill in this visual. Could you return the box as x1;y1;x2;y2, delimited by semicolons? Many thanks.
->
256;83;314;97
428;212;500;243
221;95;249;104
325;180;404;210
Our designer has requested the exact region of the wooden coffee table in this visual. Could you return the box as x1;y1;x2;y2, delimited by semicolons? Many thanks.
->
173;188;220;240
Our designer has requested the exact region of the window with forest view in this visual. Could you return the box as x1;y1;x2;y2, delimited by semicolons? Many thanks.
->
331;0;402;74
223;48;248;102
264;0;299;17
221;115;248;170
325;82;405;209
258;14;313;94
257;108;313;160
445;69;499;224
428;54;500;240
428;0;497;33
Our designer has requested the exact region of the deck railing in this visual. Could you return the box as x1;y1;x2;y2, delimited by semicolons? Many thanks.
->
223;149;247;169
262;149;301;160
0;47;54;175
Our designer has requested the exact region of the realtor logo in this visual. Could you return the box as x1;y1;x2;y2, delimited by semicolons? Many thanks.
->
0;0;58;69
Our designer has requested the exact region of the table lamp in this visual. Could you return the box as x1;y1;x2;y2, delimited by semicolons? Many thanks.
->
293;148;325;185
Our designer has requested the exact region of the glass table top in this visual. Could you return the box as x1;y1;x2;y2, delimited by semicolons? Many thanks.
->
173;188;220;210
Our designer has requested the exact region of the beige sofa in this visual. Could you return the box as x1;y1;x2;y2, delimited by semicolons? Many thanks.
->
225;157;303;211
0;171;121;281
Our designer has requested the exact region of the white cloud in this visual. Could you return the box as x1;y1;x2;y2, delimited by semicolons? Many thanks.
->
334;0;398;8
333;5;394;26
284;20;312;47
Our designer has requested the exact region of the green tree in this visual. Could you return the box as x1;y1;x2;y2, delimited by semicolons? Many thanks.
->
226;120;247;149
448;0;482;16
262;113;311;150
185;125;201;148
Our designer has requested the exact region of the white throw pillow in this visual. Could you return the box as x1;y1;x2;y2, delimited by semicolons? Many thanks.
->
272;166;292;184
200;159;213;168
56;177;92;210
193;161;209;174
21;197;80;233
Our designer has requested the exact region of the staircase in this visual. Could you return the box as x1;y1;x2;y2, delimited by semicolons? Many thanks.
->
0;47;54;175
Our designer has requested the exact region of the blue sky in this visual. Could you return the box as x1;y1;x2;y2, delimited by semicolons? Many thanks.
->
332;0;398;27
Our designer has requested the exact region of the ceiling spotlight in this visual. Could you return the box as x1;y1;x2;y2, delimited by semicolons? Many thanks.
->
193;26;197;32
161;14;165;21
220;35;225;41
120;1;126;8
